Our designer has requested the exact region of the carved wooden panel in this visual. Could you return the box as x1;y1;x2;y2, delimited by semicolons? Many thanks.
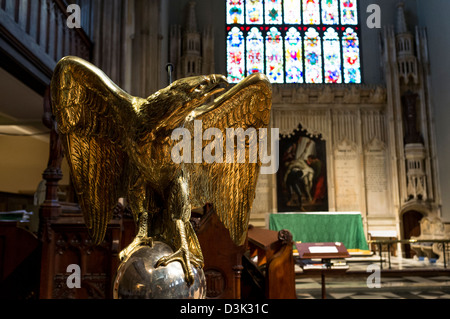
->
204;268;226;298
39;215;123;299
191;206;245;299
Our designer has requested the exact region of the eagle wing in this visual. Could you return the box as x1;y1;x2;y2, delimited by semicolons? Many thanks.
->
51;56;146;244
188;73;272;246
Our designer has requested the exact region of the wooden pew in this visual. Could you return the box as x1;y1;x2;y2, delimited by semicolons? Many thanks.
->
191;204;246;299
241;226;296;299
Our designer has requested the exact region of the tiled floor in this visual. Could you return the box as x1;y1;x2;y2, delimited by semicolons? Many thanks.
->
295;253;450;299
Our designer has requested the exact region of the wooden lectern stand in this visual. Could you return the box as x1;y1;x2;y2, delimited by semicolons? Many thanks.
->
296;242;350;299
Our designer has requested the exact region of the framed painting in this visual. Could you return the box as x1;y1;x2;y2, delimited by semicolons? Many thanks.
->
277;125;328;212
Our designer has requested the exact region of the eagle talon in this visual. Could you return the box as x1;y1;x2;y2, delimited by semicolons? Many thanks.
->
155;247;201;286
119;235;153;261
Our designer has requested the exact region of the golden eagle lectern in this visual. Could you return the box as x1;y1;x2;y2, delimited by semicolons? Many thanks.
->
51;56;272;293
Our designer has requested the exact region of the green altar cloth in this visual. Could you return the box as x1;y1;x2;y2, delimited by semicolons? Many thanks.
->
269;212;369;251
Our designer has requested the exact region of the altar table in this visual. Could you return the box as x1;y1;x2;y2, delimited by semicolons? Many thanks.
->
269;212;369;251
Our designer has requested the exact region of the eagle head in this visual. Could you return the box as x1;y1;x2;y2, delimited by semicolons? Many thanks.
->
144;74;228;131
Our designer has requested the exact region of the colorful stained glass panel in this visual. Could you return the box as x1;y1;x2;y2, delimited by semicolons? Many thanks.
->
323;27;342;83
304;27;322;83
246;0;264;24
342;27;361;83
246;27;264;75
341;0;358;25
225;1;361;84
303;0;320;25
284;0;301;24
321;0;339;25
227;27;245;83
266;27;284;83
266;0;283;24
227;0;244;24
285;27;303;83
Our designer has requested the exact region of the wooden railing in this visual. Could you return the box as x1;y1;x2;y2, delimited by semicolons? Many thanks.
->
0;0;92;77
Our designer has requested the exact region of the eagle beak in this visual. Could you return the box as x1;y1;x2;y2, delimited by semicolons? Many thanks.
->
186;75;228;121
200;74;228;100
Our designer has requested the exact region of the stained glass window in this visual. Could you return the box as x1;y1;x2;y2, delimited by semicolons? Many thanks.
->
246;0;264;24
342;27;361;83
303;0;320;25
323;27;342;83
227;0;244;24
284;0;301;24
246;27;264;75
340;0;358;25
322;0;339;25
227;27;245;83
285;27;303;83
226;0;362;84
266;0;283;24
266;27;284;82
304;27;322;83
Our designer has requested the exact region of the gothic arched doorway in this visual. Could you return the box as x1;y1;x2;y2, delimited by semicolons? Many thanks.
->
402;210;423;258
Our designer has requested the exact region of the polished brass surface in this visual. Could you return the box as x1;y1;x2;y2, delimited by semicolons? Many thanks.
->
51;56;272;285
